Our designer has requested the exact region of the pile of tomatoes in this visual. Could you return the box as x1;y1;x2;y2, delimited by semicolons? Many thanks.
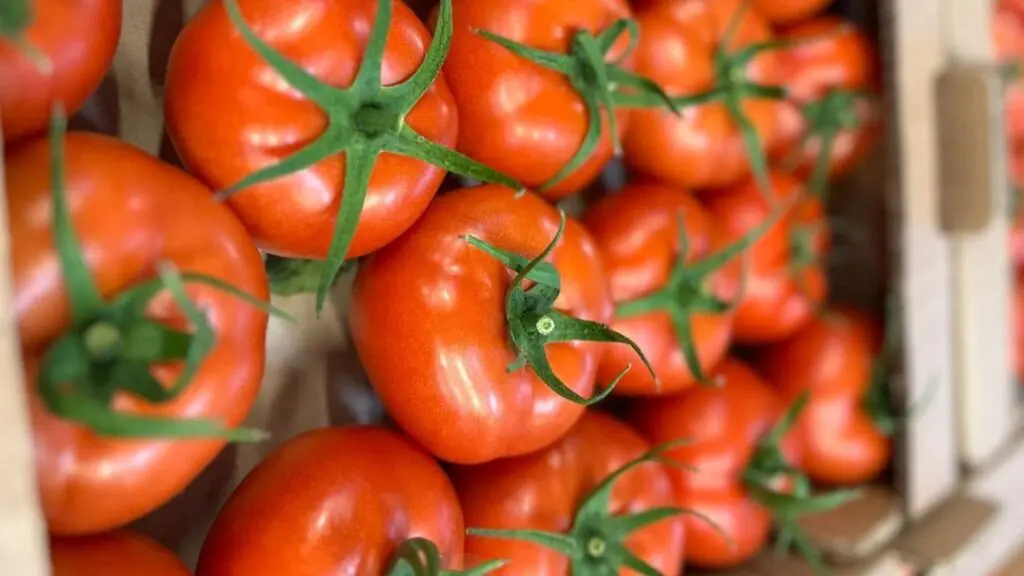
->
999;0;1024;382
2;0;897;574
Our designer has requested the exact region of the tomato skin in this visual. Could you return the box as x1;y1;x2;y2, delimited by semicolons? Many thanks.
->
197;426;464;575
582;181;740;396
443;0;633;199
350;185;613;464
51;531;190;576
756;308;891;486
164;0;457;259
628;359;803;568
623;0;782;190
0;0;121;143
10;133;268;535
453;411;685;575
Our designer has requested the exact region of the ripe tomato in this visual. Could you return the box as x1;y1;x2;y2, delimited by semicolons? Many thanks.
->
0;0;121;142
197;426;467;575
51;531;189;576
756;308;892;486
442;0;635;198
453;410;685;575
10;131;269;535
351;185;617;464
749;0;832;26
582;181;741;395
702;173;830;344
995;4;1024;145
623;0;783;191
628;359;804;568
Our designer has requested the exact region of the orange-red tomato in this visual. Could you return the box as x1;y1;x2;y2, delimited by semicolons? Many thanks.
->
582;181;740;396
165;0;457;259
443;0;634;198
9;133;268;535
350;185;613;464
0;0;121;142
197;427;466;575
756;308;892;486
629;359;803;569
624;0;783;190
51;531;190;576
453;411;685;575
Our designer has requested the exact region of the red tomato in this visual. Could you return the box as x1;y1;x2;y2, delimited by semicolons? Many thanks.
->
995;4;1024;145
9;132;268;535
350;185;615;464
51;531;189;576
0;0;121;142
165;0;457;260
453;411;685;575
756;308;892;486
628;359;804;569
198;427;466;575
443;0;635;198
582;181;741;395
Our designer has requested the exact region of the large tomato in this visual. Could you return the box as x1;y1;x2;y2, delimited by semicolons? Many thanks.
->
351;185;620;464
197;426;468;575
10;131;269;535
453;411;685;575
51;531;189;576
442;0;636;198
582;181;741;395
0;0;121;142
623;0;783;190
756;308;892;486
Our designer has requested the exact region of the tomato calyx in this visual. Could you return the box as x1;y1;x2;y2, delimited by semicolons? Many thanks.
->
791;88;872;198
465;212;656;405
263;255;356;297
385;537;507;576
0;0;50;72
476;19;678;191
468;439;719;576
35;107;284;440
219;0;520;312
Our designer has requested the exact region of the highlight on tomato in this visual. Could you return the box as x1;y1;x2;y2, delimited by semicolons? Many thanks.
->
164;0;519;310
629;358;861;571
197;426;504;576
0;0;121;142
51;531;190;576
702;172;830;344
623;0;787;193
11;111;276;535
581;180;777;395
453;410;687;575
350;185;654;464
441;0;679;199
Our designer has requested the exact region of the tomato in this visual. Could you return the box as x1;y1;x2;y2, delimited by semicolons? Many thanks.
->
628;359;804;568
995;4;1024;145
442;0;637;198
623;0;783;190
581;181;741;395
9;131;269;535
702;173;830;344
51;531;189;576
351;185;620;464
453;410;685;575
756;308;892;486
0;0;121;142
197;426;467;575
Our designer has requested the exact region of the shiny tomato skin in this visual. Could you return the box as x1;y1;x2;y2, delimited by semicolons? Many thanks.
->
51;531;190;576
582;181;740;396
443;0;633;199
756;308;891;486
453;410;685;576
350;185;613;464
8;133;269;535
198;426;464;576
0;0;121;143
164;0;457;259
623;0;782;190
629;359;803;569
